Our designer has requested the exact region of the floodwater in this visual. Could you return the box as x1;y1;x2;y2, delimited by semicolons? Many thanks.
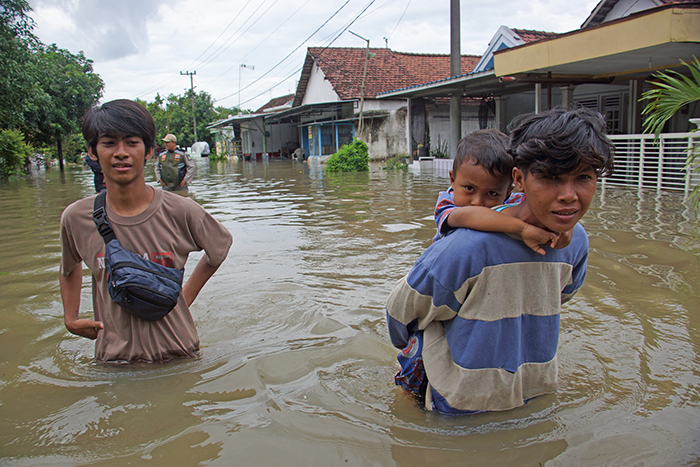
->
1;157;699;466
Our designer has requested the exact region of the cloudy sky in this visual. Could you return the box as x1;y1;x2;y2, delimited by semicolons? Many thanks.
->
28;0;599;111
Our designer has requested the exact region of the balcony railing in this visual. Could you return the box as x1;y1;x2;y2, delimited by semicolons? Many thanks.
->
421;132;700;197
605;132;699;196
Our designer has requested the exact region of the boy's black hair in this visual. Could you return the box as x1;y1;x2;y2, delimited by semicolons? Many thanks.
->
82;99;156;155
508;107;614;178
453;129;513;179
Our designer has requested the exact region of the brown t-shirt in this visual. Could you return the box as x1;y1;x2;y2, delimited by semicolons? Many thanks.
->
60;188;232;364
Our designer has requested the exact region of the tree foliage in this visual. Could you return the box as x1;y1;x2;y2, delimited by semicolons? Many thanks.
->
138;92;238;149
0;0;103;169
0;129;32;178
325;139;369;172
642;57;700;208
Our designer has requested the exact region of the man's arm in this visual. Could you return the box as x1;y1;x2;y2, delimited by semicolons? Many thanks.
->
154;157;166;187
447;206;559;255
60;264;103;339
182;256;221;307
180;154;195;187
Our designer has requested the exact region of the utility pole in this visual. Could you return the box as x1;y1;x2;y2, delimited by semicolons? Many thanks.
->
449;0;461;159
181;70;197;142
349;30;370;137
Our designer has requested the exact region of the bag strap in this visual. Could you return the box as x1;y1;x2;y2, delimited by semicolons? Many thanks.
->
93;191;116;244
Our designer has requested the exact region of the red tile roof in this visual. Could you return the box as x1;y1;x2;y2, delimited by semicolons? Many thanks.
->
294;47;480;105
512;28;561;43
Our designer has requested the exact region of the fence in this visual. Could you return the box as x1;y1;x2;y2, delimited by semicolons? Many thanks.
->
420;133;700;197
605;132;699;196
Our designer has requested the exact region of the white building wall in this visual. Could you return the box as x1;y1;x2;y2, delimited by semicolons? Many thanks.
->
302;63;339;105
605;0;661;22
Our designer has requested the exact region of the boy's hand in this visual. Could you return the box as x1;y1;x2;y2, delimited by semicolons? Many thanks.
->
551;229;573;249
65;317;103;340
520;224;559;256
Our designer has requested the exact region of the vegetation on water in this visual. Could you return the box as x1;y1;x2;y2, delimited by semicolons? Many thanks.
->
382;155;409;170
325;139;369;172
642;57;700;207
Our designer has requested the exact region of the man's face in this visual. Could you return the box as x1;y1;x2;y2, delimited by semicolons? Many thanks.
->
450;160;512;208
165;141;177;151
89;135;152;186
513;164;597;233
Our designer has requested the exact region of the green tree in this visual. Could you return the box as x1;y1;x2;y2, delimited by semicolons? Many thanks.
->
0;129;32;178
642;58;700;207
0;0;39;131
31;44;104;170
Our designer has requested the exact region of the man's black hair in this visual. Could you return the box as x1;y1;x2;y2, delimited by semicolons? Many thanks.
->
453;129;513;179
82;99;156;155
508;107;614;178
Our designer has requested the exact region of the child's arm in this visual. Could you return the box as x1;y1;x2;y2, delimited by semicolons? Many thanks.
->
446;206;559;255
60;264;103;339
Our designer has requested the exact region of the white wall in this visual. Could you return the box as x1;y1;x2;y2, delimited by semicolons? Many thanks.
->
605;0;661;22
302;63;339;105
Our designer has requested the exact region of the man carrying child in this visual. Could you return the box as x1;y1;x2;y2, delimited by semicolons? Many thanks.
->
386;107;614;413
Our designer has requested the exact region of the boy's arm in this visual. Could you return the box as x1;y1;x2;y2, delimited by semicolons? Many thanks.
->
447;206;558;255
60;265;103;339
182;256;221;307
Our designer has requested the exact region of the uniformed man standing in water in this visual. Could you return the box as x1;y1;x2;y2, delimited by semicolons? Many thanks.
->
155;134;194;191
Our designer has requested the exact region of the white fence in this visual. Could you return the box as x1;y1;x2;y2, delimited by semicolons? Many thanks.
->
419;133;700;196
605;132;699;196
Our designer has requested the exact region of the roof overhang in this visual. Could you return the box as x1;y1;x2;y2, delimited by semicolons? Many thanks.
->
207;113;268;129
264;100;357;124
494;4;700;80
375;69;539;99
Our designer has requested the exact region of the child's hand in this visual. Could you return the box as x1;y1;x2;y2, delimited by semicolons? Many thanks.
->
551;229;573;249
520;224;559;256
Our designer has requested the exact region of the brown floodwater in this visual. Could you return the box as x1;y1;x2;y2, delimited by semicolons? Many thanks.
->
1;157;699;466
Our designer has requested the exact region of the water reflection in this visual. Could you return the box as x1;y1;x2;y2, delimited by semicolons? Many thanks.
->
1;158;699;466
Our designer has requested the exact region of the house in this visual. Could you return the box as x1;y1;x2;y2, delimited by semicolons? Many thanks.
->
207;94;296;159
265;47;480;160
378;0;700;192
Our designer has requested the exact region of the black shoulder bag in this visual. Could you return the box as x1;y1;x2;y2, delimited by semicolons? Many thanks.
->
92;191;184;321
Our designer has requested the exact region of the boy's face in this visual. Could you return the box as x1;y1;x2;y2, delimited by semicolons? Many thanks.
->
513;164;597;233
449;160;513;208
88;135;152;186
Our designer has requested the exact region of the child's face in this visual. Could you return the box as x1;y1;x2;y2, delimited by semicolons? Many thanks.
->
513;164;597;233
449;160;513;208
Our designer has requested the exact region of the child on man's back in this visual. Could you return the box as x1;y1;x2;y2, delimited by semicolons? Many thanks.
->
433;129;566;254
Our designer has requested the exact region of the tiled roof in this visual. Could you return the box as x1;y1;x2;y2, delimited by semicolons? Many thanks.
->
512;28;561;43
295;47;480;105
255;93;294;113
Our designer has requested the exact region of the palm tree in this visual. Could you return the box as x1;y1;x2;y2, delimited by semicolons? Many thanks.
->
641;57;700;207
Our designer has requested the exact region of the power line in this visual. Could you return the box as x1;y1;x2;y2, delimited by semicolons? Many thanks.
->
215;0;352;103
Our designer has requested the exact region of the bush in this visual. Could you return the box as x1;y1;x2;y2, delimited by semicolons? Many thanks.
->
382;155;409;170
0;129;32;178
325;138;369;172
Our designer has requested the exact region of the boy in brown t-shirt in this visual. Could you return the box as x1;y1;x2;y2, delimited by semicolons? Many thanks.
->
59;99;232;364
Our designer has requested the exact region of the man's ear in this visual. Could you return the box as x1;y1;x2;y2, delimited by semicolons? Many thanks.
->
512;167;525;192
87;146;99;162
145;147;153;161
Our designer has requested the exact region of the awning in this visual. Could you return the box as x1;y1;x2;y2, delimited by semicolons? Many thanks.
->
494;4;700;79
264;100;357;124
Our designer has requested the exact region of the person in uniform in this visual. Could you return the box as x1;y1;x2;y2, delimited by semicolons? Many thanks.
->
154;134;194;191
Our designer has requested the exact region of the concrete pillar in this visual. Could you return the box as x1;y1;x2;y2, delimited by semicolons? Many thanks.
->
449;0;461;158
535;83;542;114
560;85;576;109
628;79;643;134
494;96;506;132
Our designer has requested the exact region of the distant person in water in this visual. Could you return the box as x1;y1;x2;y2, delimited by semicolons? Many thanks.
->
59;99;232;364
154;133;195;191
386;107;614;413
